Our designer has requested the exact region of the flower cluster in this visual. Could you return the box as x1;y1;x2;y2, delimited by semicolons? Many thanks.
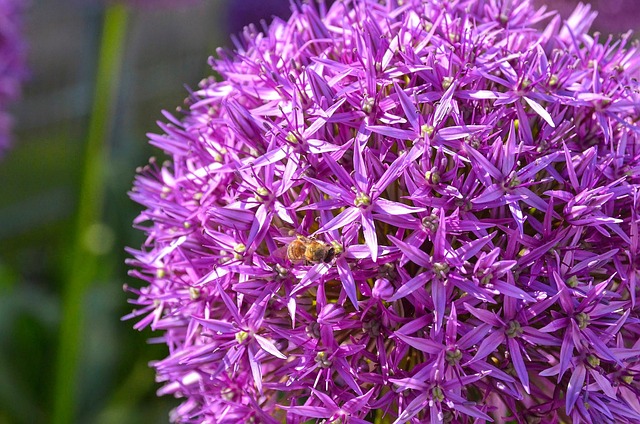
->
0;0;27;155
126;0;640;422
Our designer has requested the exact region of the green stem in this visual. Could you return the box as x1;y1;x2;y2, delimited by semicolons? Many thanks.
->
52;5;129;424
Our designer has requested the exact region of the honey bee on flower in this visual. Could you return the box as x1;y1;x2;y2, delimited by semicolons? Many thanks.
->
286;235;335;264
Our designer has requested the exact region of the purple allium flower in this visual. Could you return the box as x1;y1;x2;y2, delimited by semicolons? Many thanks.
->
0;0;26;155
126;0;640;422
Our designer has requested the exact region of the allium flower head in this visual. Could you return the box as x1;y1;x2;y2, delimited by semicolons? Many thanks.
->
0;0;26;155
126;1;640;422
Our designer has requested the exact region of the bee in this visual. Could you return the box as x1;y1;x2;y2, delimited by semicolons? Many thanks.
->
286;235;335;264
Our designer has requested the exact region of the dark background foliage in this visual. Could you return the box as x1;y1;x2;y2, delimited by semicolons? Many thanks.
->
0;1;637;423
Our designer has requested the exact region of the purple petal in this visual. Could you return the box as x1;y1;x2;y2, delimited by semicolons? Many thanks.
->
374;144;423;195
472;184;506;205
254;334;287;359
464;303;504;327
516;152;560;181
563;143;580;191
464;144;502;184
392;393;429;423
508;202;525;234
433;208;447;260
243;145;288;169
345;243;394;259
539;317;569;334
208;206;254;231
294;262;332;294
343;388;375;414
215;281;242;323
309;388;339;411
317;206;361;233
323;153;355;188
558;328;574;381
247;344;263;393
396;315;431;336
492;280;536;302
366;125;416;140
361;209;378;262
566;364;586;413
505;121;519;171
373;198;425;215
247;204;271;249
582;328;621;365
282;405;333;418
304;176;352;200
395;333;442;354
468;330;505;363
193;317;236;334
389;271;431;302
388;235;431;268
307;68;334;105
447;391;493;421
394;81;419;132
508;337;530;394
433;81;457;127
353;125;370;192
457;89;500;100
570;249;619;274
436;125;490;141
336;359;364;394
458;323;493;350
432;279;446;332
523;96;555;128
589;368;617;399
336;257;359;309
455;233;496;262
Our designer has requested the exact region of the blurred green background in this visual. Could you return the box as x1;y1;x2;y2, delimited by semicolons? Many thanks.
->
0;0;637;423
0;1;289;423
